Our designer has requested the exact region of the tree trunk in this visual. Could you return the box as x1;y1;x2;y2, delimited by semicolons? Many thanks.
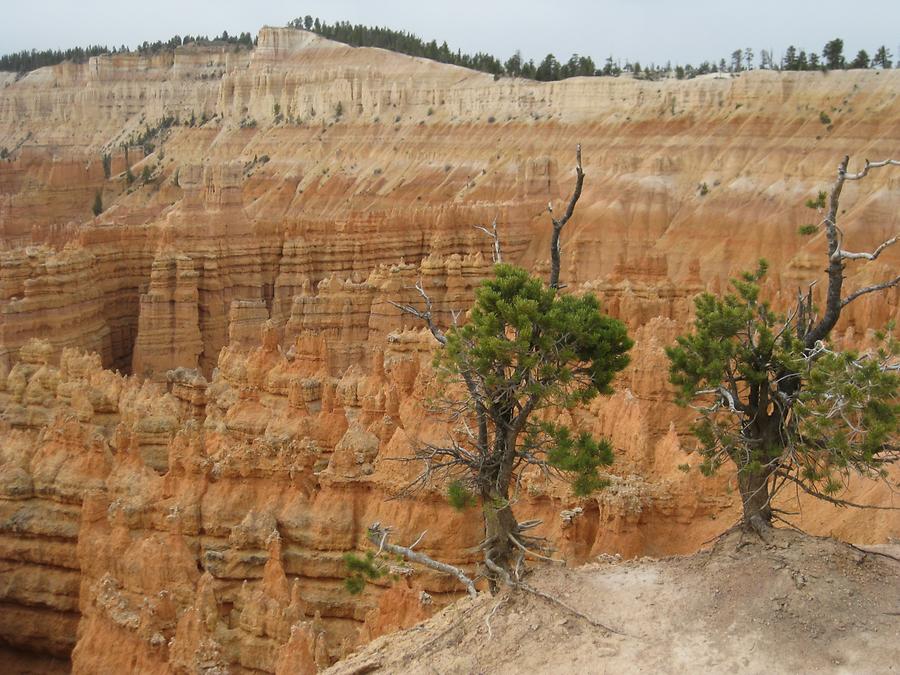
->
479;423;520;592
481;489;518;593
737;467;773;533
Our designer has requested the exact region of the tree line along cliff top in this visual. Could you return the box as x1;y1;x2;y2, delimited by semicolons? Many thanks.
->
1;17;894;81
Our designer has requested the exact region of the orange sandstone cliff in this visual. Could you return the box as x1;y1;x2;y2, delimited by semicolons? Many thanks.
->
0;27;898;673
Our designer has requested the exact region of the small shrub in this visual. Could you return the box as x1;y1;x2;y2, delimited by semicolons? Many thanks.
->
798;224;819;235
334;101;343;118
699;182;709;196
0;147;8;159
394;114;401;123
343;551;384;595
141;165;152;183
805;190;827;210
126;167;135;185
487;115;496;123
819;111;832;125
101;153;111;178
447;480;477;511
426;107;434;116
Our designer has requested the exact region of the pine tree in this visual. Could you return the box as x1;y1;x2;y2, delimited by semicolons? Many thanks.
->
668;156;900;532
504;51;523;78
823;38;845;69
873;45;893;69
849;50;870;69
602;56;621;76
783;45;798;70
394;150;632;588
535;53;560;81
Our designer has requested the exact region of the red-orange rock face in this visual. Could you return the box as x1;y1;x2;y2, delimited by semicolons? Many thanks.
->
0;27;898;673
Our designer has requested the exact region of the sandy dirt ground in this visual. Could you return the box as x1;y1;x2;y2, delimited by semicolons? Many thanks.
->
326;528;900;674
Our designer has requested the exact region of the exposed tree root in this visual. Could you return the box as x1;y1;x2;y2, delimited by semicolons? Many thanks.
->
518;581;628;637
485;596;507;639
483;553;627;637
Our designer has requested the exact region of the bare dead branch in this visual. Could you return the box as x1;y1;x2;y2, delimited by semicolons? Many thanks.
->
548;144;585;289
696;386;749;414
841;275;900;308
838;235;899;261
367;523;478;598
408;530;428;550
473;217;502;263
804;156;849;347
775;472;900;511
389;280;448;345
842;158;900;180
805;156;900;348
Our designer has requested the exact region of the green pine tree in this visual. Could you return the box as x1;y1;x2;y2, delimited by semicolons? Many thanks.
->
667;157;900;531
397;149;632;588
822;38;844;69
873;46;893;69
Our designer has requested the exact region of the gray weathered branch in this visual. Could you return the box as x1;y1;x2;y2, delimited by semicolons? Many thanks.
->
548;145;585;289
842;158;900;181
841;275;900;308
775;472;900;511
804;156;900;348
389;280;447;345
473;217;502;264
837;235;899;261
367;523;478;598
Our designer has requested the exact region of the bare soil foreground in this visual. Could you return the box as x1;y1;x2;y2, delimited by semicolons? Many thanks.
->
326;529;900;674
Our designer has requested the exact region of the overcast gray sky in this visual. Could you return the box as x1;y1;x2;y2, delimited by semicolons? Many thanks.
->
1;0;897;67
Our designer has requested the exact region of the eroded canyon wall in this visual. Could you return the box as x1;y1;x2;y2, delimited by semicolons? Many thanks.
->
0;27;898;673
